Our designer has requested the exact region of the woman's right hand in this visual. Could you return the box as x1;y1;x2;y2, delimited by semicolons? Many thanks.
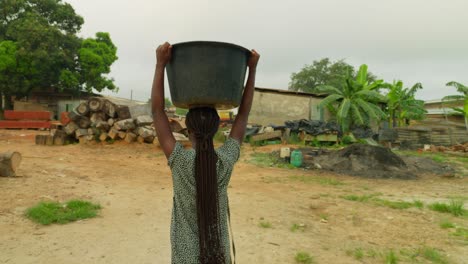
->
156;42;172;67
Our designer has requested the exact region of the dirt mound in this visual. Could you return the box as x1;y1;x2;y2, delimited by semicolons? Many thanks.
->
313;144;416;179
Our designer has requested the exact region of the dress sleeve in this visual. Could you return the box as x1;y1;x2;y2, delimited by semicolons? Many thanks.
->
167;142;186;169
217;137;241;167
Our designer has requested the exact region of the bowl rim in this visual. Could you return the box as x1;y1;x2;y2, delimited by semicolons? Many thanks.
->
172;41;250;54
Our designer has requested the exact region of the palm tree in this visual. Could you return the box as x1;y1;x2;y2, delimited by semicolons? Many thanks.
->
382;81;426;127
443;81;468;130
316;64;387;134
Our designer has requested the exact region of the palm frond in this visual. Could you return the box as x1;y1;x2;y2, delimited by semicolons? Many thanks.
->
446;81;468;94
366;102;388;119
356;64;368;85
355;90;387;102
315;85;343;96
355;99;380;122
350;104;365;126
366;79;384;90
317;94;344;109
442;95;464;102
337;98;351;120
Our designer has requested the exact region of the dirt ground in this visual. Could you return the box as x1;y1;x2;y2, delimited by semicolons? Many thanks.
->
0;130;467;264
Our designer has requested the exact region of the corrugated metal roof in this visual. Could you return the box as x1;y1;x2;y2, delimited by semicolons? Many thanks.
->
102;95;146;106
255;87;327;98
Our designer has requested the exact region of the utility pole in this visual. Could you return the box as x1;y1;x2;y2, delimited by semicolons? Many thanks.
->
130;90;133;102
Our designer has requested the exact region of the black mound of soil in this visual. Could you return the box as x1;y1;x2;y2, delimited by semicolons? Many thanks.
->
313;144;416;179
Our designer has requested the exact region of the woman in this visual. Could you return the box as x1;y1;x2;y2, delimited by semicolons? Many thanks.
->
151;42;260;264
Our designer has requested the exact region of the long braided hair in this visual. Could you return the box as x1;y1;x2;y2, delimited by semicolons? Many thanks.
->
185;107;225;264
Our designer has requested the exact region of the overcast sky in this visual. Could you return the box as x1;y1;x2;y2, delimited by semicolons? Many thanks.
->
66;0;468;102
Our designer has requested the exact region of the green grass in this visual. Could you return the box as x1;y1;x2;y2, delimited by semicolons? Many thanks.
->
342;194;424;210
431;154;448;163
452;227;468;243
419;247;449;264
385;250;398;264
175;108;188;116
295;252;315;264
290;223;306;232
214;130;227;143
439;219;456;229
249;153;296;169
259;221;272;228
26;200;101;225
346;248;364;260
429;200;466;217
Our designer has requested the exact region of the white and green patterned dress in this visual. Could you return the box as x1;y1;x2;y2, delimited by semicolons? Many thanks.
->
168;137;240;264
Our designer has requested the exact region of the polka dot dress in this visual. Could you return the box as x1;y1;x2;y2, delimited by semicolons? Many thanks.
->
167;137;240;264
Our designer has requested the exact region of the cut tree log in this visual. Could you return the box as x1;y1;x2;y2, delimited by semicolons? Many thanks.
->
64;122;79;135
118;131;127;139
116;105;131;120
76;102;89;116
250;130;283;142
0;151;22;177
114;119;135;130
103;100;117;118
77;116;91;129
95;121;110;131
53;134;66;145
45;135;54;146
35;135;46;145
67;110;82;122
125;132;137;143
75;129;89;138
108;128;119;140
136;127;154;139
88;97;103;112
136;115;153;126
90;112;106;123
99;132;108;142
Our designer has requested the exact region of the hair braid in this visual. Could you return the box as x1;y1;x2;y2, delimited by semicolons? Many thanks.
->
186;107;225;264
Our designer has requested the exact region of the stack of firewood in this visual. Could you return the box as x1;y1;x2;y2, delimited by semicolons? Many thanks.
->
36;97;162;145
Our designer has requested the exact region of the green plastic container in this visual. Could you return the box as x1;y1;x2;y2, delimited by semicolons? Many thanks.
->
166;41;250;110
290;150;303;168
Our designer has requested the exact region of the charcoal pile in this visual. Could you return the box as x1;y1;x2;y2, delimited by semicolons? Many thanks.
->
313;144;417;179
285;119;340;136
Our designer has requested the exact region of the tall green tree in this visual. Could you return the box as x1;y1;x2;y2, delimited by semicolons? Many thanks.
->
289;58;377;94
382;81;426;127
0;0;118;110
316;64;387;133
443;81;468;130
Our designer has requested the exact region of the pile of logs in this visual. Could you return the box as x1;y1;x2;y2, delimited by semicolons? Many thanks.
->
35;97;190;146
36;97;159;145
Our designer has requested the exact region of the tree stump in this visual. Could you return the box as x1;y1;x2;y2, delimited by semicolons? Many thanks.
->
0;152;22;177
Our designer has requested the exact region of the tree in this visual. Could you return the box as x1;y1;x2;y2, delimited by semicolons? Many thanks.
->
382;81;426;127
316;64;387;133
0;0;118;110
443;81;468;130
289;58;377;94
